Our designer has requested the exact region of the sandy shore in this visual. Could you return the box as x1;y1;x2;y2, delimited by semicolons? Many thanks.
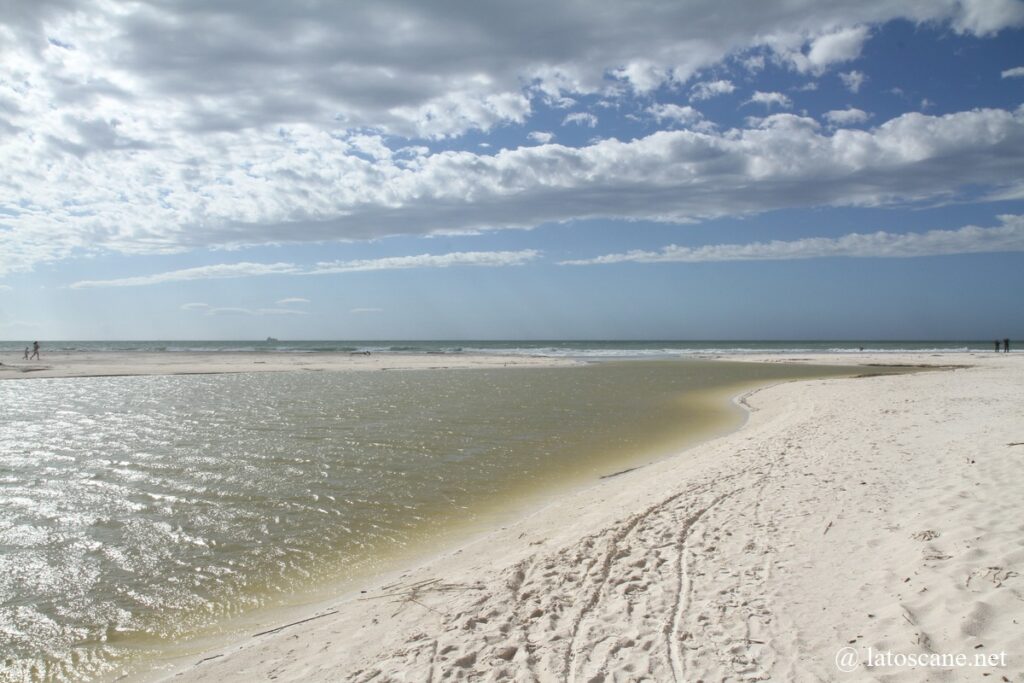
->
126;352;1022;682
0;351;575;380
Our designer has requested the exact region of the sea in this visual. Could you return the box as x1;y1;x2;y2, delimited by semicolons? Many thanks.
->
0;339;996;358
0;344;950;680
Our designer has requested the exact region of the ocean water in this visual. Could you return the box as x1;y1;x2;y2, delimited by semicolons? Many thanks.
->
1;360;879;680
0;339;995;358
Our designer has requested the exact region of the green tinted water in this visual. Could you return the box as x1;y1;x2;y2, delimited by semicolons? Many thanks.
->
0;360;867;681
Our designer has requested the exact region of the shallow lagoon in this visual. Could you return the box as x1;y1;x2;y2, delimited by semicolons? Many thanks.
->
0;360;868;680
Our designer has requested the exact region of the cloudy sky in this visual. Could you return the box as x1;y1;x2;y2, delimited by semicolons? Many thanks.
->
1;0;1023;340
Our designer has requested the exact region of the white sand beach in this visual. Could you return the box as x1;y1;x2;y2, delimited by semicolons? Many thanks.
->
121;352;1023;682
0;351;575;380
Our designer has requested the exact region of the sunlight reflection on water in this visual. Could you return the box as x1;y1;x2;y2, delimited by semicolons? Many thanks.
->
0;361;859;680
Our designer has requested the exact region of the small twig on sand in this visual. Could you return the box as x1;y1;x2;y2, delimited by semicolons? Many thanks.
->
252;609;339;638
600;467;640;480
361;578;443;600
362;578;484;618
823;520;834;535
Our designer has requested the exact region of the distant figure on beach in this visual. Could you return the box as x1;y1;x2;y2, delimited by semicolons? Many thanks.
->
29;341;40;360
23;346;29;360
1004;338;1011;353
995;340;1001;352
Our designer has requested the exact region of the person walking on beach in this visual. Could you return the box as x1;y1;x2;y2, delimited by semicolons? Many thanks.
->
23;346;29;360
1004;338;1011;353
995;340;1001;352
29;341;40;360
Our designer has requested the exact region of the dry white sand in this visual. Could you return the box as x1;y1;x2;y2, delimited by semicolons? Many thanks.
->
0;351;574;380
119;352;1024;682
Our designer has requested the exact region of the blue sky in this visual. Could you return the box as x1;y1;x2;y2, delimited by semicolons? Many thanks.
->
1;1;1023;340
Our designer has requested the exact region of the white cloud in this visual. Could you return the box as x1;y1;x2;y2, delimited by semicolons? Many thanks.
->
1;2;1023;276
70;250;541;288
71;263;300;288
22;107;1024;281
348;135;393;161
839;70;867;93
741;54;766;72
690;79;736;101
646;104;703;126
180;302;210;310
276;297;310;305
563;112;598;127
824;107;871;126
0;1;1017;150
528;131;555;144
312;250;541;274
746;91;793;109
612;60;668;93
3;65;1023;282
561;214;1024;264
952;0;1024;35
350;307;383;314
1001;66;1024;78
804;26;871;73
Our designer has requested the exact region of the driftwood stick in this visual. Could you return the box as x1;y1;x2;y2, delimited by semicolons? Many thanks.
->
252;609;340;637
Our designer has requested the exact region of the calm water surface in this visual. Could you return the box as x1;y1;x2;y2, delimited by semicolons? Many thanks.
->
0;361;863;681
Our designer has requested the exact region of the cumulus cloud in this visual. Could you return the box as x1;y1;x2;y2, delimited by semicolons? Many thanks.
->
563;112;598;127
0;1;1017;146
690;79;736;101
807;26;870;70
2;2;1024;275
646;104;704;126
839;70;867;93
560;214;1024;264
741;54;766;72
746;91;793;109
824;107;871;126
1002;66;1024;78
786;25;871;73
71;250;541;288
612;60;669;93
952;0;1024;35
528;131;555;144
13;107;1023;279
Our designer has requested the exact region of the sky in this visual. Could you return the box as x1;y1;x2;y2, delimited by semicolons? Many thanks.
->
1;0;1023;340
